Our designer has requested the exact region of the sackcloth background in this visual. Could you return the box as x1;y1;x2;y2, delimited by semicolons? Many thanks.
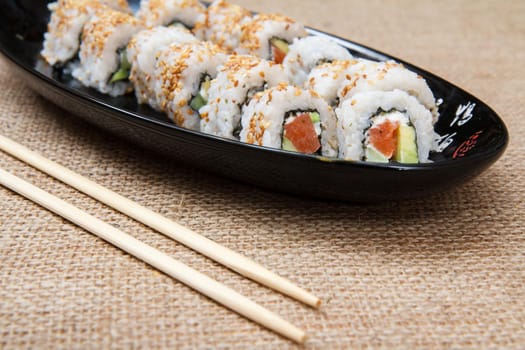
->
1;0;524;348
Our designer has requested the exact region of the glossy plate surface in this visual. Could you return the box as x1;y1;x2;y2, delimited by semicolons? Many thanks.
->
0;0;508;202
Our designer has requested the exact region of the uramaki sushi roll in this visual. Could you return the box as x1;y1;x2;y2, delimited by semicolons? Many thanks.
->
107;0;130;11
282;36;353;86
154;41;228;130
41;0;129;66
127;26;198;109
136;0;206;30
306;60;358;107
71;8;143;96
237;14;307;64
200;55;285;139
335;89;437;163
337;59;439;122
193;0;252;52
240;83;338;157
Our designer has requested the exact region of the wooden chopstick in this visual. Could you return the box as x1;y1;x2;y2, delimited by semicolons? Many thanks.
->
0;134;320;308
0;167;307;343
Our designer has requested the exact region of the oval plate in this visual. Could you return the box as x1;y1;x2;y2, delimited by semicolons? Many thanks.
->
0;0;508;202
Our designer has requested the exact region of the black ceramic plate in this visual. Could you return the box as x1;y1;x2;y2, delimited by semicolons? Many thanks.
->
0;0;508;202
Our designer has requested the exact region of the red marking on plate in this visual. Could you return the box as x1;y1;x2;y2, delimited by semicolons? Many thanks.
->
453;130;483;159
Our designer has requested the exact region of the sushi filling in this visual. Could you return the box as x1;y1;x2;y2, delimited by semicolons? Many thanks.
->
168;20;191;30
231;83;269;138
282;110;322;154
109;48;131;83
244;83;269;105
364;110;419;164
269;37;289;64
190;74;212;111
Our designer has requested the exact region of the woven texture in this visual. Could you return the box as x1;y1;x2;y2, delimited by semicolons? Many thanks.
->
1;0;524;348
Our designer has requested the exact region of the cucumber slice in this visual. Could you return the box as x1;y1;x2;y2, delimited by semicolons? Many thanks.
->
282;136;298;152
394;125;419;164
365;146;389;163
109;68;129;83
190;93;207;111
309;112;321;123
109;49;131;83
190;76;212;111
120;49;131;71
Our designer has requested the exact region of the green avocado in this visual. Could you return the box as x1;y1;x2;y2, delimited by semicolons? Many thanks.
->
270;38;290;54
393;125;419;164
201;78;211;95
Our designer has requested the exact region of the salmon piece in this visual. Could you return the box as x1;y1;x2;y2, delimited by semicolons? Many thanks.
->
369;120;400;158
284;113;321;154
272;45;287;64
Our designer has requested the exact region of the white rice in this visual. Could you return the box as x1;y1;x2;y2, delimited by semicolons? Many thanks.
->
103;0;131;12
335;89;437;162
200;55;286;139
127;26;197;109
153;41;228;130
42;0;106;65
72;8;143;96
240;84;338;157
136;0;206;29
193;0;252;52
338;58;439;122
306;59;359;106
283;36;353;86
236;13;307;60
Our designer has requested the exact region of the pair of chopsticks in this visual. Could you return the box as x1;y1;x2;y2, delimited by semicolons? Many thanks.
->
0;134;320;343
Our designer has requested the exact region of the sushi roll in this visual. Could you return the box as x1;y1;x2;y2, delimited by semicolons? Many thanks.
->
107;0;130;11
108;0;131;11
335;89;437;163
41;0;129;66
240;83;338;157
154;41;228;130
282;36;353;86
71;8;143;96
237;14;307;64
306;59;358;106
193;0;252;52
127;26;198;109
200;55;285;139
136;0;206;30
338;59;439;121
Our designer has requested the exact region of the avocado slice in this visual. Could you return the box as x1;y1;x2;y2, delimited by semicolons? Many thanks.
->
309;112;321;123
365;146;389;163
270;38;289;54
109;49;131;83
200;78;211;98
393;125;419;164
282;136;298;152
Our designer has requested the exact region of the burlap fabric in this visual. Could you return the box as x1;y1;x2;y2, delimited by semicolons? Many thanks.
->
1;0;523;348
